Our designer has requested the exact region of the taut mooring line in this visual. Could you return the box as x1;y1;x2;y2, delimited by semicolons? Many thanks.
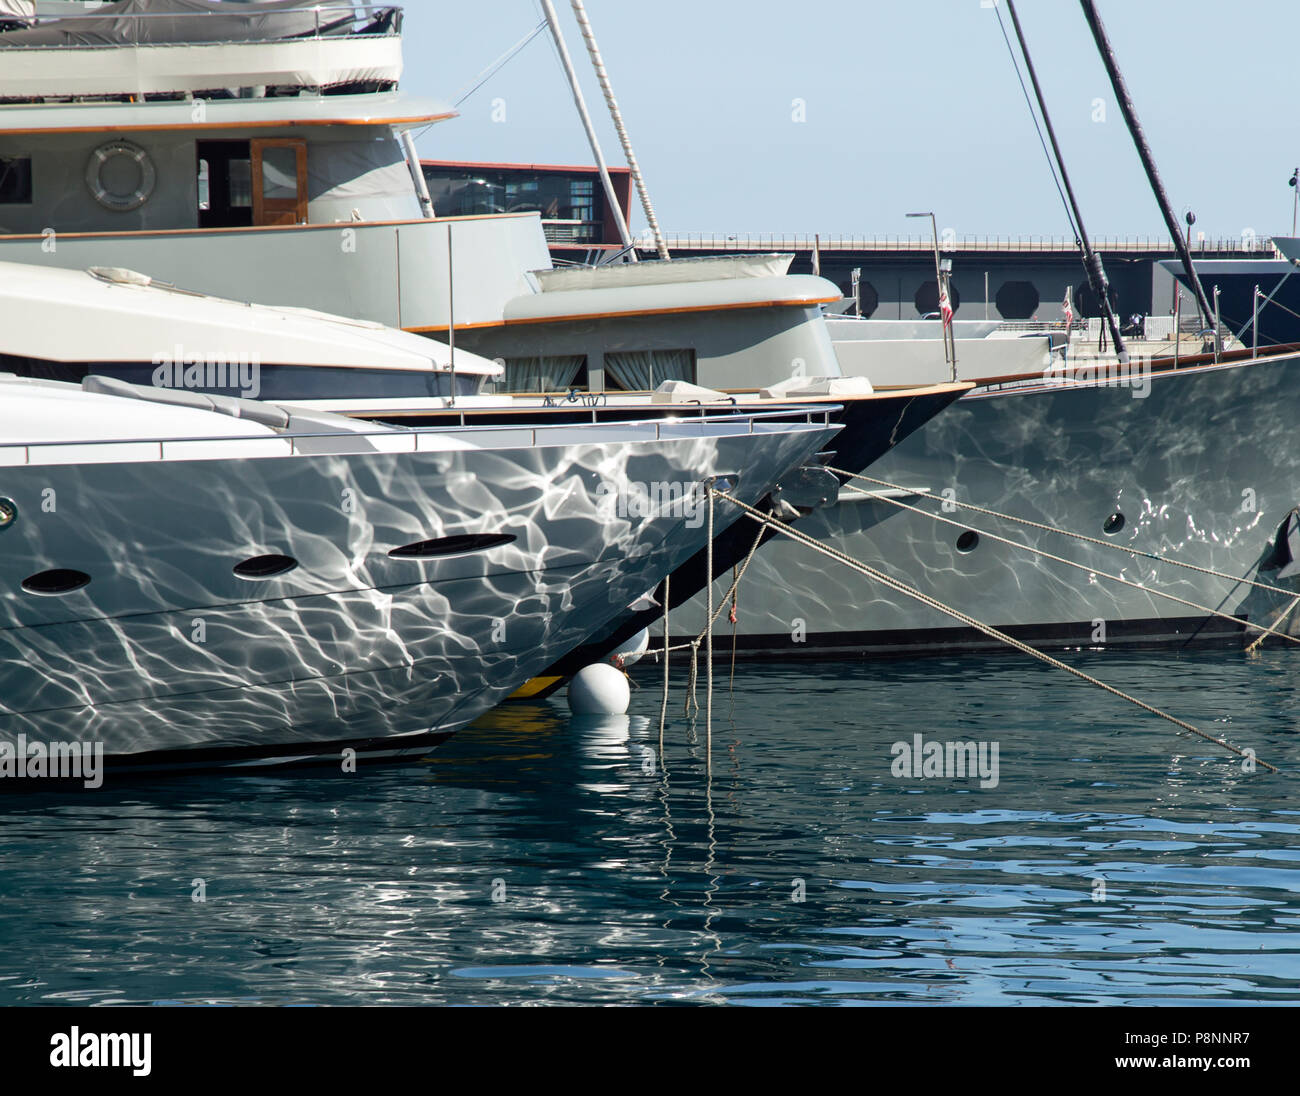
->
834;480;1300;651
831;467;1300;603
658;572;670;768
705;485;714;773
713;489;1280;775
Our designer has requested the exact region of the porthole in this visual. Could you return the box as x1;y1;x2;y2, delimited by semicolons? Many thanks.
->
956;530;979;553
389;533;516;559
1103;512;1125;535
0;496;15;529
233;554;298;580
22;568;91;596
995;280;1040;320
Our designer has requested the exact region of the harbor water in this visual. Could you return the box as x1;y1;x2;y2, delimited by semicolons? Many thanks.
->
0;646;1297;1006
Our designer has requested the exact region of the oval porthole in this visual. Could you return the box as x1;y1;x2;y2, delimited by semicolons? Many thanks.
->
956;530;979;553
0;497;16;530
388;533;516;559
233;554;298;580
22;568;91;596
1103;512;1126;535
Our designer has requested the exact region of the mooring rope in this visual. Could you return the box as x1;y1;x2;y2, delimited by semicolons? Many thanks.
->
641;490;767;766
1259;293;1300;324
729;564;740;701
834;480;1300;650
830;467;1300;603
713;488;1280;774
705;486;714;770
652;516;767;664
658;571;670;764
1246;593;1300;655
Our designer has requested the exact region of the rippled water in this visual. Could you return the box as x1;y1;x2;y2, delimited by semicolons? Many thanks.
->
1;647;1298;1006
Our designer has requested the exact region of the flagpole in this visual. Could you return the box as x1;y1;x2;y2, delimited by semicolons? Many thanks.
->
940;263;957;379
907;211;949;372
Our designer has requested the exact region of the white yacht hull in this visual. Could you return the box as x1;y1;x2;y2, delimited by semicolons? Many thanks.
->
0;419;835;765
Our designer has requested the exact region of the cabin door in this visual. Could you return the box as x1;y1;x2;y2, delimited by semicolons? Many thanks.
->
250;138;308;227
197;140;254;228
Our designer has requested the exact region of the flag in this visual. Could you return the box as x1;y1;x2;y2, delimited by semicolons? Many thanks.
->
1063;287;1075;329
939;283;954;328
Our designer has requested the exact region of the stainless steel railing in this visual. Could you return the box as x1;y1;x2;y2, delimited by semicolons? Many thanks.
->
656;232;1278;256
3;404;839;466
0;4;403;49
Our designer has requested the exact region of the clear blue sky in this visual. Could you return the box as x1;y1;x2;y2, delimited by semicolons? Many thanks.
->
402;1;1299;243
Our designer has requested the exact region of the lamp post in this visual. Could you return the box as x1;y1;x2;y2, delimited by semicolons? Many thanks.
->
1290;169;1298;236
907;211;951;372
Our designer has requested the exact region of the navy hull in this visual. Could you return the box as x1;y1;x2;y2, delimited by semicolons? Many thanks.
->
1163;258;1300;347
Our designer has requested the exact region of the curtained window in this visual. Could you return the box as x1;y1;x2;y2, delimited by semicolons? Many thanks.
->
603;349;696;391
501;354;587;393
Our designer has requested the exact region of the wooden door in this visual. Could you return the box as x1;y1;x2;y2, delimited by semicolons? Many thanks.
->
251;138;307;226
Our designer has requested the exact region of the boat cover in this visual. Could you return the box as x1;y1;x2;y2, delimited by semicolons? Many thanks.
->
0;1;33;25
533;253;795;294
0;0;387;48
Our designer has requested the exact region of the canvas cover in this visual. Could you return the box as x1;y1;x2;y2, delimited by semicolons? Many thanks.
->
0;1;34;24
0;0;379;48
307;138;422;223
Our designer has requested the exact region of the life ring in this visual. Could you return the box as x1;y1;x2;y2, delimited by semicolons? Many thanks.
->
85;140;155;212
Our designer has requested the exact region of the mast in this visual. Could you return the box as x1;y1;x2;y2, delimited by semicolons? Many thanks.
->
539;0;638;260
1078;0;1214;334
398;129;436;219
569;0;670;261
1005;0;1125;359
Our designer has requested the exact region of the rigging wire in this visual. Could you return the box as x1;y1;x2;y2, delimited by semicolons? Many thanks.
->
714;489;1280;775
992;2;1079;243
831;467;1300;602
833;479;1300;651
450;18;549;108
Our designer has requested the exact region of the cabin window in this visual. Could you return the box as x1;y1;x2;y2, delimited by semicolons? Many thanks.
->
569;178;594;223
500;355;588;393
0;156;32;204
251;138;307;226
260;146;299;201
229;158;252;208
604;349;696;392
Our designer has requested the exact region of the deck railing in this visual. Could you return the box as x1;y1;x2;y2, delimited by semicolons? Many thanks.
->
4;405;837;466
656;233;1279;257
0;4;403;48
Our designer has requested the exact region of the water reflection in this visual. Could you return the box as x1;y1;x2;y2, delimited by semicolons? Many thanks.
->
0;648;1297;1005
